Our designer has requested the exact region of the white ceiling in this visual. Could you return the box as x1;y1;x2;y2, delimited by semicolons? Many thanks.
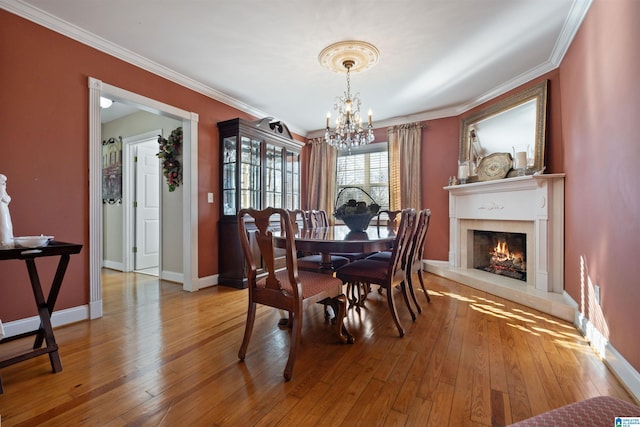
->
3;0;591;135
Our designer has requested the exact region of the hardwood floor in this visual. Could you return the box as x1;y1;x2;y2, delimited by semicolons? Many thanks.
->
0;269;635;426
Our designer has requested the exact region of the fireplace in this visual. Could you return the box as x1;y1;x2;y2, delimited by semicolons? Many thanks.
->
473;230;526;281
425;174;574;322
460;218;534;288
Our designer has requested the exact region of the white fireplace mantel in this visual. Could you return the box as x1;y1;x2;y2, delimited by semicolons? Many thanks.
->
426;174;575;321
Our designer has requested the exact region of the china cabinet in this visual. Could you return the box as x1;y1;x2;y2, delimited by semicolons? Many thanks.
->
218;117;302;288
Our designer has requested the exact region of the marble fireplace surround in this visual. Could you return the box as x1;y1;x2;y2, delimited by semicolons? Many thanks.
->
425;174;577;322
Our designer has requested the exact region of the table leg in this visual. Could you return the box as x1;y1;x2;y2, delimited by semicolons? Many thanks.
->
319;252;334;272
25;259;62;373
325;295;354;344
32;254;70;349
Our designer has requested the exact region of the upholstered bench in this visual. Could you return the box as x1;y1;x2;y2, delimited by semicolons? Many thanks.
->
509;395;640;426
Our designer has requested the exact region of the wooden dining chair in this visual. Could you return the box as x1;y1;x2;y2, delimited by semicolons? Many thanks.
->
376;209;402;232
365;209;403;263
237;207;350;381
308;209;329;228
404;209;432;313
335;208;418;337
365;209;431;314
295;209;351;272
287;209;308;232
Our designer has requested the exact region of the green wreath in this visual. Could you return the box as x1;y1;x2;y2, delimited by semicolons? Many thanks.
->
157;127;183;192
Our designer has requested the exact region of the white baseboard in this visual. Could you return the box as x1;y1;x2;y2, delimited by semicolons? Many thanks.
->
197;274;218;289
1;305;89;339
102;260;123;271
576;312;640;403
160;270;183;283
89;299;103;319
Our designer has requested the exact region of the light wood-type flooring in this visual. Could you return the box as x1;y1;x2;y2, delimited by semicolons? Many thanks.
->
0;269;636;426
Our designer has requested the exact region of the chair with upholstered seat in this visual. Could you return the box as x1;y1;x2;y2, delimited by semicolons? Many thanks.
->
365;209;402;263
293;209;351;272
364;209;431;314
237;207;349;381
335;208;418;337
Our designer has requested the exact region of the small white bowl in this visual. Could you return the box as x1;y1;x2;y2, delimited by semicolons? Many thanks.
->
14;235;54;248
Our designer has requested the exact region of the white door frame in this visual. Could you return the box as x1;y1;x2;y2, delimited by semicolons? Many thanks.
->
123;130;162;273
88;77;200;320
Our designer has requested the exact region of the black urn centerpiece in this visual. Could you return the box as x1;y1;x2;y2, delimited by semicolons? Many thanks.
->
334;187;380;232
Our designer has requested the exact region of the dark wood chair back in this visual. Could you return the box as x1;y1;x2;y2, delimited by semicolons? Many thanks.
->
405;209;432;311
336;208;418;336
295;209;351;271
410;209;431;268
308;209;329;228
376;209;402;235
287;209;307;232
393;209;418;274
237;207;349;380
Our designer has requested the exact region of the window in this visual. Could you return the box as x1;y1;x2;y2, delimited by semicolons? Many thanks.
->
336;142;389;210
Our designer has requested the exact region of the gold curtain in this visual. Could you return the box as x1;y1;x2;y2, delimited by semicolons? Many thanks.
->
388;123;423;210
307;137;337;222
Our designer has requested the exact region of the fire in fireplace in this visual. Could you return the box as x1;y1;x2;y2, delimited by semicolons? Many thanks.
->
473;231;526;281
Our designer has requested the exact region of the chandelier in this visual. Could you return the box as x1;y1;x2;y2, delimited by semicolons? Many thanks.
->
319;41;379;151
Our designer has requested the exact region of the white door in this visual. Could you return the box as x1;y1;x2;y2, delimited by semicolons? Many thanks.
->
135;141;160;270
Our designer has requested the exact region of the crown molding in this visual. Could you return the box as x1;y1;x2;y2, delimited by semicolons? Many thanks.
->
385;0;592;125
0;0;306;136
550;0;593;65
1;0;590;138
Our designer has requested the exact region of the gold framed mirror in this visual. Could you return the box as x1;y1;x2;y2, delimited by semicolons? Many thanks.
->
460;80;548;176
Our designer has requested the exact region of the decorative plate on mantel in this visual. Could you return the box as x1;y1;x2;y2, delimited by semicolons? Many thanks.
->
477;152;512;181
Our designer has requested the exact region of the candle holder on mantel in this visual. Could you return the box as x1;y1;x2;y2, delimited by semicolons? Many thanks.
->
512;145;529;176
457;160;470;184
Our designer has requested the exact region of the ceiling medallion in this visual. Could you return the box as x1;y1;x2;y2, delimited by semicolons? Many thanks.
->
319;41;379;152
318;41;380;74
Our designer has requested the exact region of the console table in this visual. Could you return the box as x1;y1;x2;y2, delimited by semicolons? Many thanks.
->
0;241;82;393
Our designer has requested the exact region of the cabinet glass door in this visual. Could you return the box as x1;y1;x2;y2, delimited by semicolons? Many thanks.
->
285;151;300;209
222;136;237;215
265;143;283;208
240;137;262;210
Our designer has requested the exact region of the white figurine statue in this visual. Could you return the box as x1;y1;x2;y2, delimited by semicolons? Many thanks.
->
0;173;14;248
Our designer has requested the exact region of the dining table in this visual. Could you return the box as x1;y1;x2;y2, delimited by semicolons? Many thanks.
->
274;225;396;271
272;224;396;340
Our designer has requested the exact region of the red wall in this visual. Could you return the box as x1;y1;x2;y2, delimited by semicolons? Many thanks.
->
2;1;639;379
420;116;459;261
559;0;640;370
0;10;253;320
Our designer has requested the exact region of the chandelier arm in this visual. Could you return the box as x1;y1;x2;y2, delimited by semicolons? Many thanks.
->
323;47;376;151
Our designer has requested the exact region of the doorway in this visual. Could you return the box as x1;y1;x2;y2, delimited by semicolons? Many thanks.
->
89;77;199;320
